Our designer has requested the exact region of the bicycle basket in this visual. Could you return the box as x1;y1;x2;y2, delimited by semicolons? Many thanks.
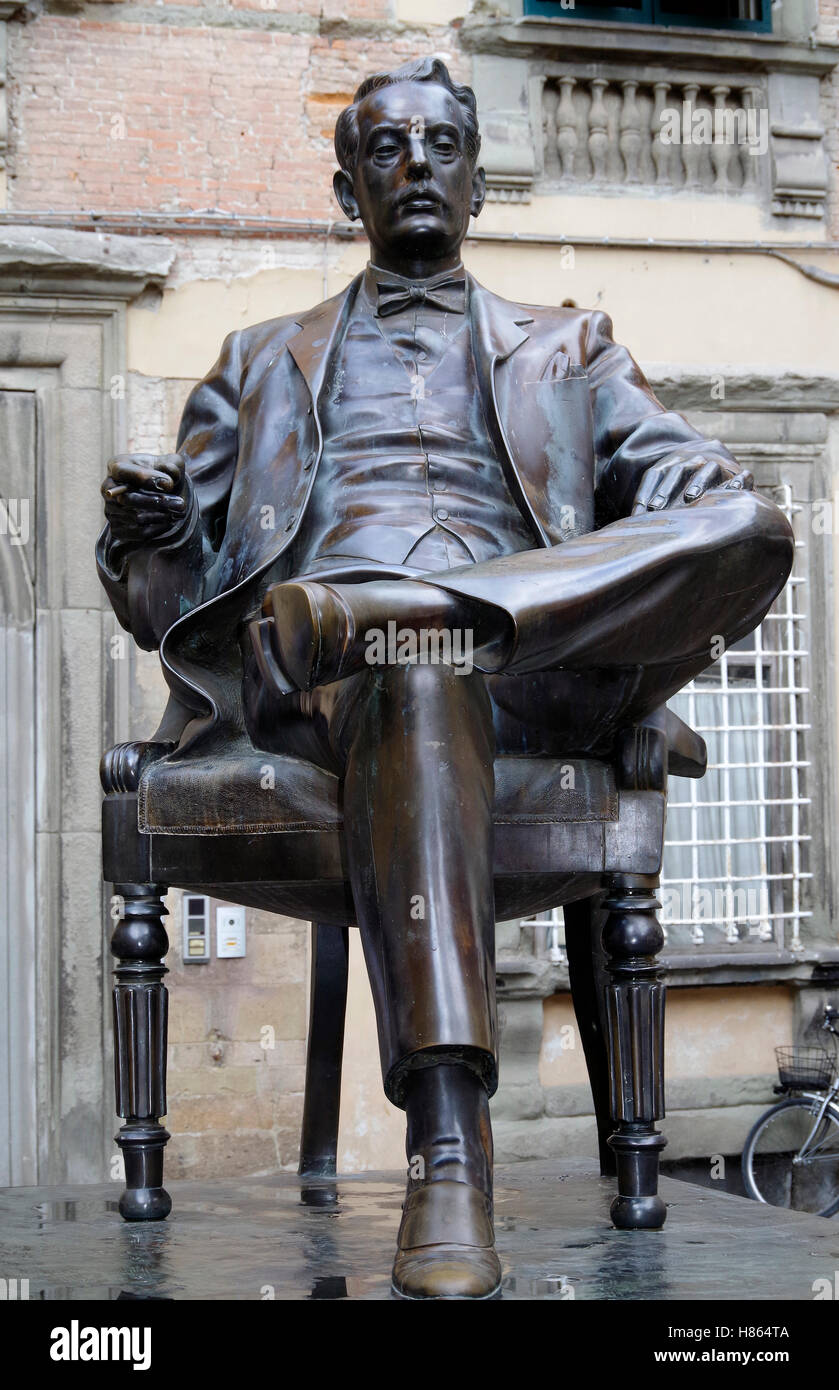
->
775;1046;834;1090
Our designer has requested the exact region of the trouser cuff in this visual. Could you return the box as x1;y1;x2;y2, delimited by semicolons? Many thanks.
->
385;1044;498;1111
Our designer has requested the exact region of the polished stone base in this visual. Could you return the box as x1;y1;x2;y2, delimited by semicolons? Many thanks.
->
1;1159;837;1300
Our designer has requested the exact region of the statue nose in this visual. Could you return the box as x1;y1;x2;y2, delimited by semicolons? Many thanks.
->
407;136;430;172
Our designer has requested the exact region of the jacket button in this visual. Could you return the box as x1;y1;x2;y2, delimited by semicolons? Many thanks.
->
303;456;314;471
436;508;449;522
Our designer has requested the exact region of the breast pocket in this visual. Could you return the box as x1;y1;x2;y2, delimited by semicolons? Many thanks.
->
505;370;595;542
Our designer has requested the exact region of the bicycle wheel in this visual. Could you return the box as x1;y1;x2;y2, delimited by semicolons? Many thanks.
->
742;1096;839;1217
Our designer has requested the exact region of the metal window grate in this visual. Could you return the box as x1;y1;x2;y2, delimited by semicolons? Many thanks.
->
520;906;567;964
519;484;810;960
660;483;811;951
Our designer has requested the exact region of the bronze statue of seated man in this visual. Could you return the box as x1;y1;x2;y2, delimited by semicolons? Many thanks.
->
98;57;794;1300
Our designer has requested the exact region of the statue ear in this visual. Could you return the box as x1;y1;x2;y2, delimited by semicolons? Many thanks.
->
470;166;486;220
333;169;360;222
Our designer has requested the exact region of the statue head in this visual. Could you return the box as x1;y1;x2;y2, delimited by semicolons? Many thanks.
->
333;58;486;277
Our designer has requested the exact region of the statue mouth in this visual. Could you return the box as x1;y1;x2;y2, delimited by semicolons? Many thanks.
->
399;191;443;212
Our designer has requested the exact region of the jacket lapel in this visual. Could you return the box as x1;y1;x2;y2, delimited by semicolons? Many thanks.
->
468;279;549;546
287;276;361;411
469;278;532;365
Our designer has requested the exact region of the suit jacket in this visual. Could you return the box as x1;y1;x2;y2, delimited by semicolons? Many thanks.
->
97;270;739;754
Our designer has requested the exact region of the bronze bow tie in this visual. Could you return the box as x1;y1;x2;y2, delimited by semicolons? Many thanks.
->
376;276;466;318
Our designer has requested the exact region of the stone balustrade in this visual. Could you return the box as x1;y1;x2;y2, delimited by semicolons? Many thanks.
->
538;71;768;195
468;21;836;220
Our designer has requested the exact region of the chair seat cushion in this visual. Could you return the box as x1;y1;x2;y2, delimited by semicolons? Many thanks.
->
138;750;618;836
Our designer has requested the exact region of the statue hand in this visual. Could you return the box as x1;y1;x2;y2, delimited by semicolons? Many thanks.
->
631;456;754;515
102;453;190;543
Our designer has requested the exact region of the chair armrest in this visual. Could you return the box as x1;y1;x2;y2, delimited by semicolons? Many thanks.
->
100;741;176;796
660;708;707;779
618;706;707;790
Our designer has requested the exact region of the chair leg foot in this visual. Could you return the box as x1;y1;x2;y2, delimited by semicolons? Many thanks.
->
608;1126;668;1229
601;874;667;1231
111;883;171;1222
116;1121;172;1221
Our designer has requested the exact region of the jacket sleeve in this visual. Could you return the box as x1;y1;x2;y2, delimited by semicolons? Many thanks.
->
585;310;740;523
96;329;242;650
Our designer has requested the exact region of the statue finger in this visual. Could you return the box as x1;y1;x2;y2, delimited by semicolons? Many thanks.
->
105;456;179;492
115;489;187;513
683;459;725;502
631;466;665;515
104;505;173;532
722;469;754;492
648;460;693;510
154;454;187;487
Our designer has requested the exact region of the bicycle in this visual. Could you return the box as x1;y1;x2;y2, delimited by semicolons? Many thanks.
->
741;1005;839;1217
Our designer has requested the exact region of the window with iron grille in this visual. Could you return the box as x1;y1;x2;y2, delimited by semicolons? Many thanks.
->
522;0;772;32
660;483;810;953
521;481;812;967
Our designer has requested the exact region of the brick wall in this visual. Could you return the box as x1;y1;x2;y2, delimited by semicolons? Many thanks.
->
6;13;464;216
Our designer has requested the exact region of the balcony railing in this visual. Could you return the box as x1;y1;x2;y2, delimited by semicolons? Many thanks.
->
539;71;767;195
468;17;836;220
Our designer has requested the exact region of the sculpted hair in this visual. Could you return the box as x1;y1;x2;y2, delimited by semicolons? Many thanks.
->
334;57;481;174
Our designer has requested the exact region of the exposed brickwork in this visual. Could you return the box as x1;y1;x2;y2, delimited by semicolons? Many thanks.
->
6;15;464;216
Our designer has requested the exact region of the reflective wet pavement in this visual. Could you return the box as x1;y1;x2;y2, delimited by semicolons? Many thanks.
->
1;1160;837;1300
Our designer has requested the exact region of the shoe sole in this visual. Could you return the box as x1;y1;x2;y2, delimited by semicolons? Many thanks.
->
390;1277;502;1301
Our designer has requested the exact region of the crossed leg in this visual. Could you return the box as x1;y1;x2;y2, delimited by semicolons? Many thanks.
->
256;489;794;704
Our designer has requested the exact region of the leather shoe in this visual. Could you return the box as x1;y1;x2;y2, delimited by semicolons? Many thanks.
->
391;1181;502;1300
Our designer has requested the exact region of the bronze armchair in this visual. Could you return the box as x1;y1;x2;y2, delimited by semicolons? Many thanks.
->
101;701;706;1230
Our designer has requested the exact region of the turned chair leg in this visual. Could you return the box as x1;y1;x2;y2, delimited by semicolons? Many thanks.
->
111;882;172;1221
299;923;349;1178
601;872;667;1230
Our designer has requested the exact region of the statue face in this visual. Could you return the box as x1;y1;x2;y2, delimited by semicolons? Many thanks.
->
336;80;485;272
